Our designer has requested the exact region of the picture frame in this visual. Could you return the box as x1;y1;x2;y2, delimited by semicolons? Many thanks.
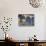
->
18;14;34;26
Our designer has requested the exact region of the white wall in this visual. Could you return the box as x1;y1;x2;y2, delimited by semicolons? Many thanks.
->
0;0;46;40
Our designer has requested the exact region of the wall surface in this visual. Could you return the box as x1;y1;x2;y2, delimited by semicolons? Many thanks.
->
0;0;46;40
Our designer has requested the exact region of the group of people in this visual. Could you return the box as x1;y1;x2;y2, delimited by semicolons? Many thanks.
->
18;14;34;25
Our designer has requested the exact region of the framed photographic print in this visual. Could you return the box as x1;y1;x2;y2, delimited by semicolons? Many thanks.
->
18;14;34;26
